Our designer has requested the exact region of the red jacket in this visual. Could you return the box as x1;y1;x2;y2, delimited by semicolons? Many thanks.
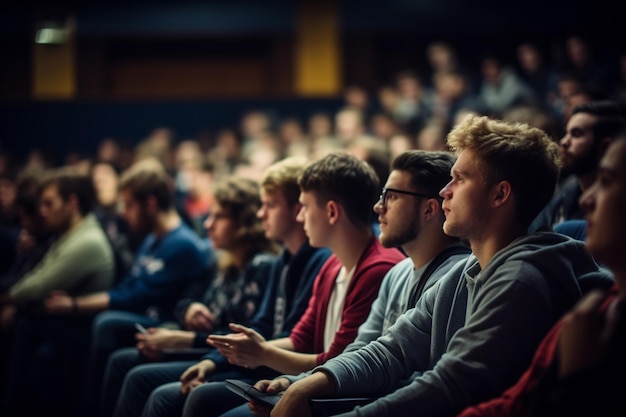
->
289;237;405;365
458;282;619;417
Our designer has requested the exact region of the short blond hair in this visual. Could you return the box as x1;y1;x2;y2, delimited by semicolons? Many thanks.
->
261;157;309;207
447;115;560;226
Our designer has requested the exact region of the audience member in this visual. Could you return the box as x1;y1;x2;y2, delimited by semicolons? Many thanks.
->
306;112;341;160
560;35;612;93
206;128;245;182
2;167;114;309
334;107;368;145
416;120;449;151
530;100;626;233
425;41;467;90
278;117;310;160
515;42;559;106
342;84;372;121
477;53;533;117
457;129;626;417
91;161;139;282
430;70;480;129
392;70;433;135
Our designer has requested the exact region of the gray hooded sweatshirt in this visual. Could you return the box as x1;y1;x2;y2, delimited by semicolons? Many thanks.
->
314;232;613;417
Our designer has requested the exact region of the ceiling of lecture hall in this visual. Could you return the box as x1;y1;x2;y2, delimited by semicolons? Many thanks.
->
1;0;620;38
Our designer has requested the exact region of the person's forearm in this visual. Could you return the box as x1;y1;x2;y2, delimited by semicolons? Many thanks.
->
290;370;337;399
173;330;196;348
261;344;320;375
74;292;110;314
269;337;295;350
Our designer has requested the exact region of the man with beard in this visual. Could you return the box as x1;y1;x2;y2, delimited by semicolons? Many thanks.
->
529;100;625;233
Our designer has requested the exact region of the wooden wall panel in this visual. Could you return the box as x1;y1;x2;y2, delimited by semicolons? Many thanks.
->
109;58;268;98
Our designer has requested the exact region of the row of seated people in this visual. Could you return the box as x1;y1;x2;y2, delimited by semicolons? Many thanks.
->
218;114;623;417
1;110;622;417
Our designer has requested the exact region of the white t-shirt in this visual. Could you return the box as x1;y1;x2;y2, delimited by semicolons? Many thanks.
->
323;265;356;350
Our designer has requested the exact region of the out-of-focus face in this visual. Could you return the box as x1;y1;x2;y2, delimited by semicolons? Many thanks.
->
296;191;329;248
335;110;363;142
439;149;492;241
579;139;626;269
39;184;72;233
308;114;332;138
257;188;299;242
481;58;501;83
517;44;540;73
373;170;422;249
203;201;237;251
559;112;599;175
120;189;152;235
397;76;421;100
92;163;119;208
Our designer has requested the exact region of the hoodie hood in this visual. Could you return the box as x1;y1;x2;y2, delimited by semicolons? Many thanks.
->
480;231;613;306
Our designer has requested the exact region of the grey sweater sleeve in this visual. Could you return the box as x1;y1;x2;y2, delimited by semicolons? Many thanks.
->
317;262;558;417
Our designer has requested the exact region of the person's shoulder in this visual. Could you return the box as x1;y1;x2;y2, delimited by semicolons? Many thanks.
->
379;257;414;288
167;222;205;242
489;232;601;289
66;215;112;250
250;252;277;267
387;257;415;274
165;224;211;252
296;243;332;263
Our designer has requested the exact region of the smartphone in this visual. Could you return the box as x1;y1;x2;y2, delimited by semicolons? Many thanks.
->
135;323;148;334
225;379;282;408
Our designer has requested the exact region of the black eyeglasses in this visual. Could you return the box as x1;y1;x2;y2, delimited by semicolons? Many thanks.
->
378;187;434;207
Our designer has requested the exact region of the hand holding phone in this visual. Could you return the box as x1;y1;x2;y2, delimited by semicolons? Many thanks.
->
225;379;282;408
135;323;148;334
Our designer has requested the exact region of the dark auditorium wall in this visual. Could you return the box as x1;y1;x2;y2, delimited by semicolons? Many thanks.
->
0;0;623;161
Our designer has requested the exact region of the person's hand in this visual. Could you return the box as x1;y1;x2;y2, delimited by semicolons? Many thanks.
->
184;302;216;332
179;359;215;395
557;290;624;378
135;327;171;359
44;291;73;314
207;323;267;369
249;378;291;417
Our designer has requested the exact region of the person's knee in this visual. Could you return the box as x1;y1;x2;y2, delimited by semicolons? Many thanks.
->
144;382;185;416
125;364;155;389
185;384;211;414
92;311;118;344
184;382;243;417
108;347;140;373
